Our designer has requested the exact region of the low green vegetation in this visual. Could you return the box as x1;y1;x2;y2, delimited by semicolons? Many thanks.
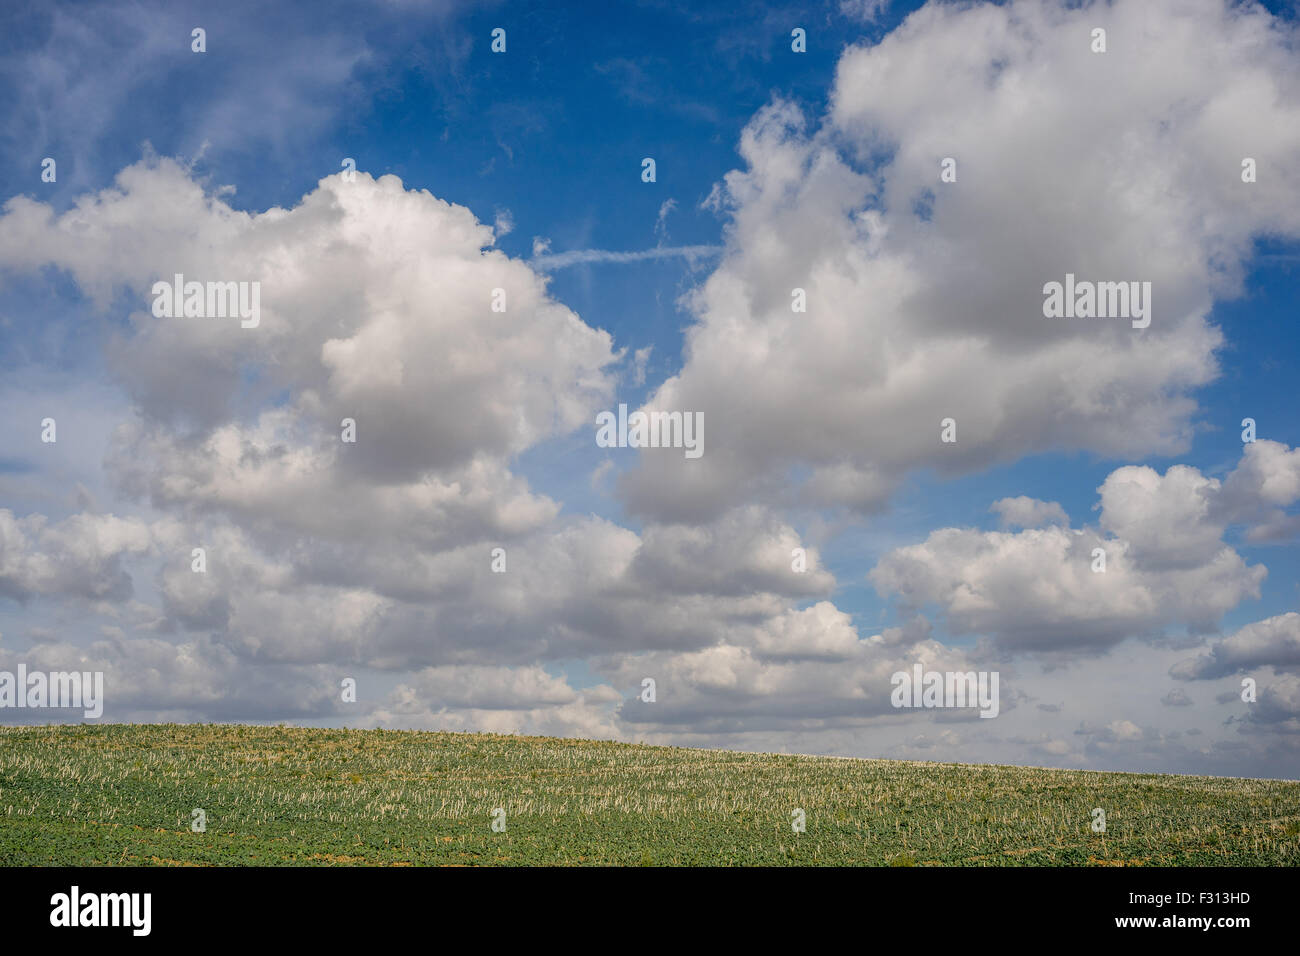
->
1;724;1296;866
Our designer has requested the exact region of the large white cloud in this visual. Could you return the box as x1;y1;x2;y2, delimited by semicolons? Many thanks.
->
0;160;620;474
620;0;1300;522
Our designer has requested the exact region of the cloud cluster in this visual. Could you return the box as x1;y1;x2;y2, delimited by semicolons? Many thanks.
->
0;0;1297;776
869;447;1300;652
622;0;1300;522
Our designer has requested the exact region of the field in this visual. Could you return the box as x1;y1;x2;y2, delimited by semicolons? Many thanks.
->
1;723;1297;866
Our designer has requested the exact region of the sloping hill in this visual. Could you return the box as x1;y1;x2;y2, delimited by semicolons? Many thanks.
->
1;724;1296;866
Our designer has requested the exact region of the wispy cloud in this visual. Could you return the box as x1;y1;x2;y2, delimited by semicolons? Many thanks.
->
840;0;890;23
530;244;721;271
655;199;678;240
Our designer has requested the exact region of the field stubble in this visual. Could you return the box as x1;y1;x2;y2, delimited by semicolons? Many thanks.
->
1;724;1297;866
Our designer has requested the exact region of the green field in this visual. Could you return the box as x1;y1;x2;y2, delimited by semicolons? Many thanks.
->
1;724;1297;866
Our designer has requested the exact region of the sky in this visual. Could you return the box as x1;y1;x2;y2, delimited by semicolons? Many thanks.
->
0;0;1298;779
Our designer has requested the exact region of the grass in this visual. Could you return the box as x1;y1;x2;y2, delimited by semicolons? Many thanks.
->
1;723;1297;866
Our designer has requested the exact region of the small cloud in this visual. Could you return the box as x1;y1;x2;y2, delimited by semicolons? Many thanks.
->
1075;718;1145;742
990;496;1069;529
494;209;514;239
590;459;615;491
1109;719;1144;742
840;0;889;23
631;346;653;387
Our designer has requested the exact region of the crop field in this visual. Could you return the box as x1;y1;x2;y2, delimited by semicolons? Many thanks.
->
1;723;1297;866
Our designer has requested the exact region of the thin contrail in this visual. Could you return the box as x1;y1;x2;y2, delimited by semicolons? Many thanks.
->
530;244;722;271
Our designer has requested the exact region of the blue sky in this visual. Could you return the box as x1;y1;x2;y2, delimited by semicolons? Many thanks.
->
1;0;1299;777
